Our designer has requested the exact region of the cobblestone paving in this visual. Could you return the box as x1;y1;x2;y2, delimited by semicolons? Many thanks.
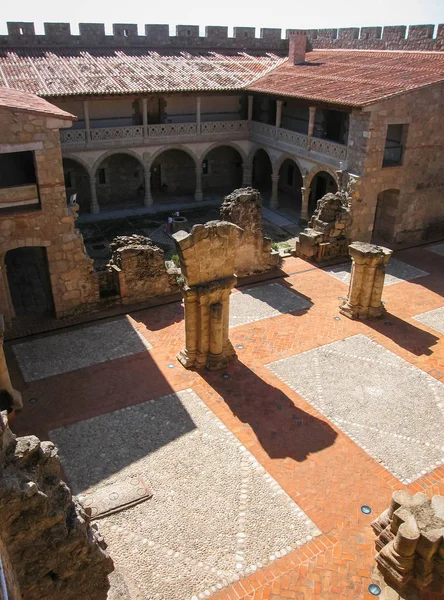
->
267;334;444;483
426;243;444;257
50;389;319;600
229;283;311;328
324;258;429;286
414;306;444;335
12;318;152;382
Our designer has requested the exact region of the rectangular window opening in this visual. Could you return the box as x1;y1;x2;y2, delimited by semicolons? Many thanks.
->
0;150;37;188
202;160;208;175
383;124;407;167
98;168;107;185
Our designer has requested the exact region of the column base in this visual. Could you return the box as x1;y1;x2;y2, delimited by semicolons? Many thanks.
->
177;346;236;371
144;195;153;207
194;190;203;202
340;301;386;321
176;348;196;369
270;198;278;210
90;203;100;215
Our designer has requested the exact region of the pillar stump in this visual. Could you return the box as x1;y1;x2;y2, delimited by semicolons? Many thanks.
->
0;316;22;411
340;242;392;320
173;221;242;370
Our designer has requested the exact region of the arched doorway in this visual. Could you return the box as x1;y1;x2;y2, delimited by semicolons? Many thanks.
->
62;158;91;214
5;247;54;318
252;149;272;196
309;171;338;216
95;153;145;211
150;149;196;202
202;146;243;196
372;189;400;244
277;158;303;213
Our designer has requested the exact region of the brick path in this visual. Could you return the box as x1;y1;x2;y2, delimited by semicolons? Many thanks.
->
6;244;444;600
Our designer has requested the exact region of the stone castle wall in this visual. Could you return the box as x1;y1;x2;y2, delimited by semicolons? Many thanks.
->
1;22;443;52
350;82;444;244
0;109;100;321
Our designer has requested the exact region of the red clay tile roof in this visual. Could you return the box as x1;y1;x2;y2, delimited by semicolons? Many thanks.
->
248;49;444;106
0;87;75;119
0;48;287;97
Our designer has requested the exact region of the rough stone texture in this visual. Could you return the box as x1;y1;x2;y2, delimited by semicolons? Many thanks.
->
49;389;320;600
295;171;354;263
0;316;22;409
340;242;392;320
324;258;429;287
220;188;280;277
0;413;113;599
229;283;311;328
266;334;444;483
107;234;178;304
413;306;444;335
173;221;242;370
12;318;152;382
371;491;444;591
0;107;100;324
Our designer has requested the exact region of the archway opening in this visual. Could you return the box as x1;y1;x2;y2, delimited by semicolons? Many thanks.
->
372;189;400;244
95;153;145;211
309;171;338;216
252;149;272;198
5;247;54;318
277;158;303;214
150;149;196;203
202;146;243;197
63;158;91;214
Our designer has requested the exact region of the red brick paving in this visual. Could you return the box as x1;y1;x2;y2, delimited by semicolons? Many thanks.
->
6;245;444;600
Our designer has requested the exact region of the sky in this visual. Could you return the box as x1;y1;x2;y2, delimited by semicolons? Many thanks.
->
1;0;444;35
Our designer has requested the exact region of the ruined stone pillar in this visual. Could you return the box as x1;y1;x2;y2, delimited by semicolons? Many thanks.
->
247;95;253;121
89;173;99;214
299;186;310;225
0;316;22;411
270;173;279;209
195;165;203;201
173;222;242;370
340;242;392;320
144;168;153;206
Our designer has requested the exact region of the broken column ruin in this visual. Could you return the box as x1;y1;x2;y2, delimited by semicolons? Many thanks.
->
220;187;279;276
107;234;178;304
372;491;444;591
173;221;242;370
0;413;114;599
296;171;355;263
340;242;392;320
0;316;22;411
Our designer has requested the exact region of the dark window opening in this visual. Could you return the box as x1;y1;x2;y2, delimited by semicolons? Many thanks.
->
244;31;248;38
287;164;294;186
0;151;37;188
187;29;191;36
383;124;406;167
98;168;107;185
64;171;73;188
123;29;129;38
19;27;24;35
316;110;349;144
202;160;208;175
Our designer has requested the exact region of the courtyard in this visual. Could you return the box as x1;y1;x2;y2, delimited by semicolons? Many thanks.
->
5;243;444;600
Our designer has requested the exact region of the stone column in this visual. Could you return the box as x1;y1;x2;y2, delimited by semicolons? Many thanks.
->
195;164;203;201
308;106;316;137
270;173;279;209
89;172;100;214
144;166;152;206
142;98;148;139
83;100;91;145
247;95;253;121
0;316;22;411
196;96;201;135
173;222;242;370
340;242;392;320
275;100;283;138
299;186;310;225
242;165;252;186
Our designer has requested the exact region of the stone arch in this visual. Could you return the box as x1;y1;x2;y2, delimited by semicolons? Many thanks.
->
92;151;147;211
200;141;247;165
276;157;304;212
372;188;401;244
305;165;338;191
148;145;199;169
246;145;273;169
273;153;304;178
150;147;197;200
62;157;91;214
251;148;273;196
308;169;339;217
201;144;244;196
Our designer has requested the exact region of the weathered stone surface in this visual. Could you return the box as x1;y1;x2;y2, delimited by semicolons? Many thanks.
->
372;491;444;592
107;234;177;304
296;172;354;263
173;221;242;370
0;316;22;410
220;187;279;276
0;413;114;599
340;242;392;320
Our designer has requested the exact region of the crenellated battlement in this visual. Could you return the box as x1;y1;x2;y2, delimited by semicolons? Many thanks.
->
0;22;443;51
